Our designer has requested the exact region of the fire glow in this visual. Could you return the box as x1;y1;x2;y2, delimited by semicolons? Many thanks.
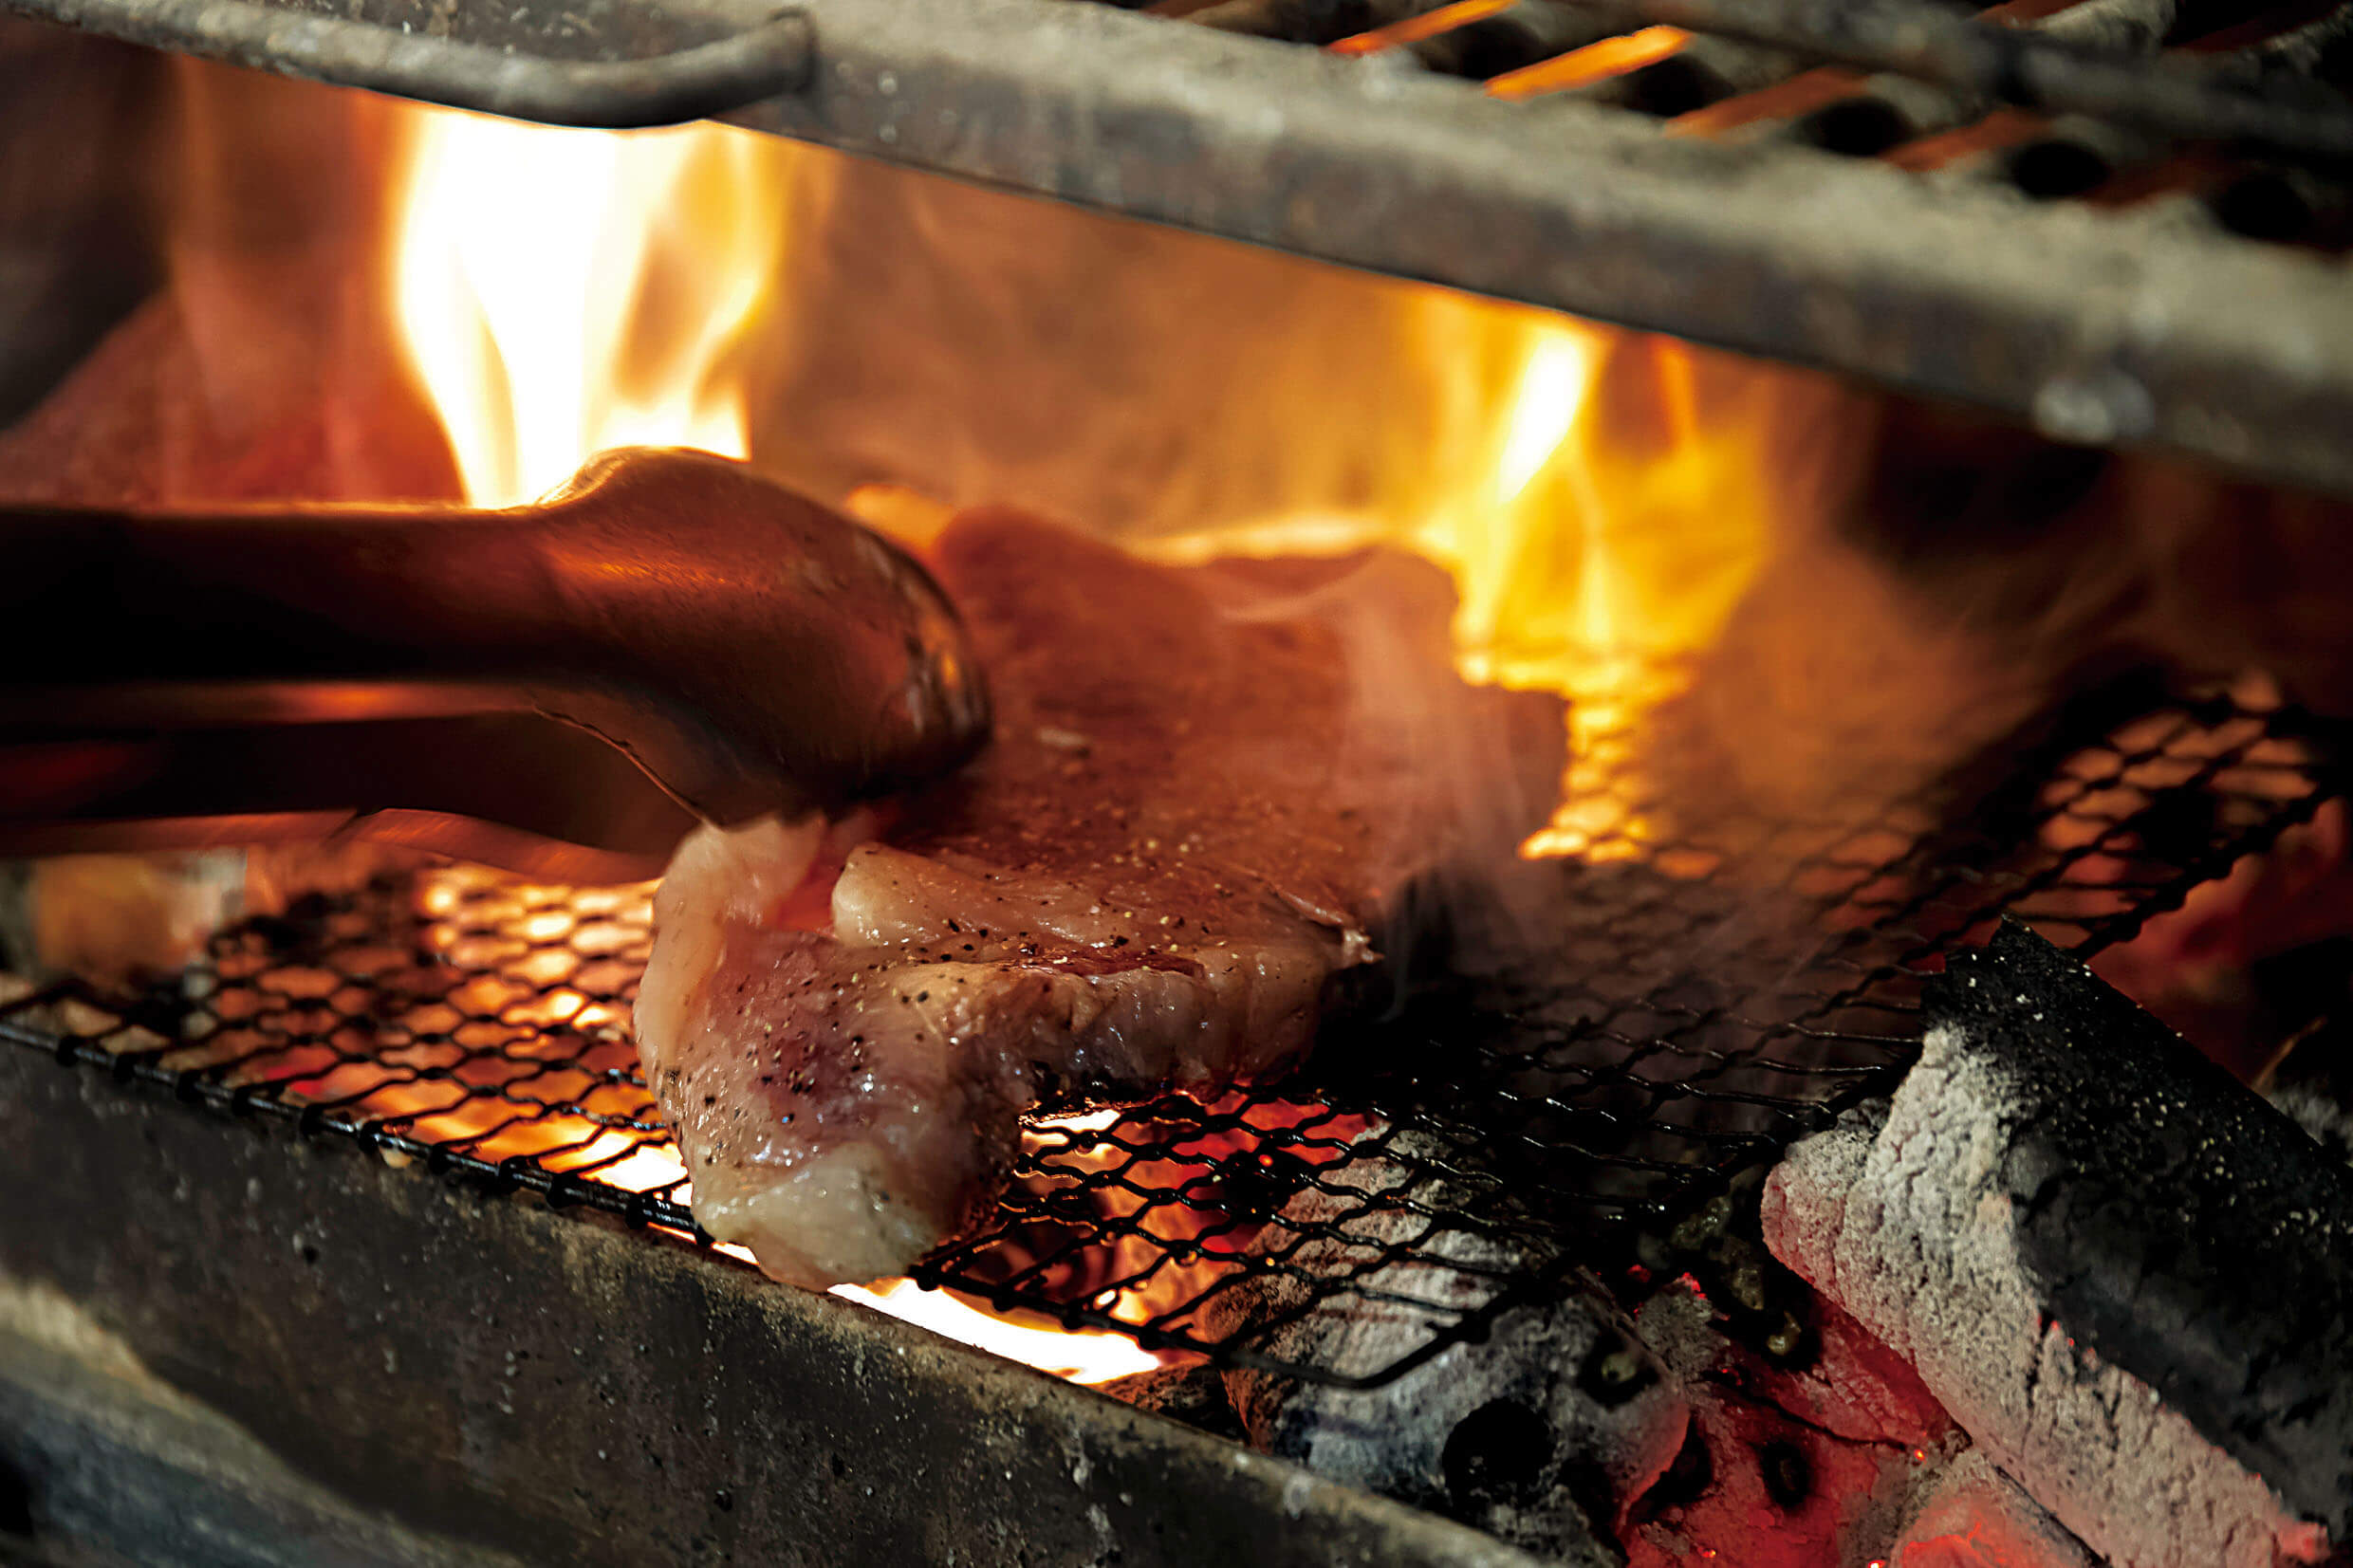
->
393;113;787;507
375;98;1846;1379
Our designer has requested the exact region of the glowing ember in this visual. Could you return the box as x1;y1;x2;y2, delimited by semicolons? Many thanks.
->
829;1282;1167;1385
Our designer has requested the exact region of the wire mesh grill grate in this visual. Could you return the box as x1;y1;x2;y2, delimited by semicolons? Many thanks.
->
2;687;2343;1387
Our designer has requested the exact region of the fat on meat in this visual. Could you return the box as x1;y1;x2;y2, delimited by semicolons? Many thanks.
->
635;509;1563;1288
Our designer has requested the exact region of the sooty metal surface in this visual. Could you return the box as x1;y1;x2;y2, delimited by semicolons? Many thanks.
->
0;1038;1534;1568
2;683;2342;1390
9;0;2353;496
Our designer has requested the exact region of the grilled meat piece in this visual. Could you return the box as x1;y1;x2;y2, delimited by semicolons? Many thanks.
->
635;511;1562;1288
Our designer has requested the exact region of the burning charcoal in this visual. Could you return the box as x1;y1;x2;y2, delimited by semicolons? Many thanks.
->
1883;1450;2102;1568
1098;1361;1248;1443
1207;1127;1684;1564
1761;922;2349;1568
1622;1280;1960;1567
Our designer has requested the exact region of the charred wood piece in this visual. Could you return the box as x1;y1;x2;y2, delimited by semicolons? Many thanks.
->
1762;922;2350;1568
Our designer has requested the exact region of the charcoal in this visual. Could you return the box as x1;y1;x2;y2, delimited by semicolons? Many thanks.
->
1624;1280;1962;1566
1761;922;2349;1568
1206;1129;1682;1565
1883;1450;2103;1568
1098;1362;1248;1443
2270;1082;2353;1169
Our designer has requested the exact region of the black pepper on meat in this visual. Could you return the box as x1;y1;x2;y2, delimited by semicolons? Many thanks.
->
635;512;1564;1288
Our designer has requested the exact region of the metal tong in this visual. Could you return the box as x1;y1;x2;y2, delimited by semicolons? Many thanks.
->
0;449;991;880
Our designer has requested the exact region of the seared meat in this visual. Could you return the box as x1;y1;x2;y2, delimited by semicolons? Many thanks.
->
636;511;1562;1288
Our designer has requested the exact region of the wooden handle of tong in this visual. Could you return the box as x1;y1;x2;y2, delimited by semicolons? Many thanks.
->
0;448;990;878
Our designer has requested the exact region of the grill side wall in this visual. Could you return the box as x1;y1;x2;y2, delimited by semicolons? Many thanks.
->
0;1047;1537;1568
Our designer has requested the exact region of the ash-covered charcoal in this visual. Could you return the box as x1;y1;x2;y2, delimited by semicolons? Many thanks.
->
1883;1450;2103;1568
1762;921;2350;1568
1205;1127;1682;1565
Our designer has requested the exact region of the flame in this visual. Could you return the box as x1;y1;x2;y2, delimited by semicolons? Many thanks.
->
383;108;1211;1384
370;86;1863;1383
391;112;790;506
386;89;1851;852
1147;309;1854;859
830;1281;1167;1385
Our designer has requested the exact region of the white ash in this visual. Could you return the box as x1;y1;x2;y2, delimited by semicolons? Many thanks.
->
1763;1046;2325;1568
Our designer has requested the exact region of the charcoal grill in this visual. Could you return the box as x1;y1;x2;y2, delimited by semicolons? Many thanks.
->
5;680;2336;1391
4;1;2353;1556
9;0;2353;497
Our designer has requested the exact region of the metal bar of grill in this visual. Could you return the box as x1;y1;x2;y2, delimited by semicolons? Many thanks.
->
4;685;2341;1388
9;0;2353;496
1547;0;2353;154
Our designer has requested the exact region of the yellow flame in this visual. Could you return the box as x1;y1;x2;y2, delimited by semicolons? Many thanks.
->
385;97;1862;869
1143;299;1853;858
831;1281;1169;1385
392;111;790;506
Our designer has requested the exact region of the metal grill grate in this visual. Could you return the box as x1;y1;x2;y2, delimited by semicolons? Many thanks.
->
9;0;2353;495
2;685;2344;1386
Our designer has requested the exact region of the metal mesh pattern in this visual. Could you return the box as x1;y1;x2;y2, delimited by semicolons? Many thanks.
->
1303;0;2353;255
2;688;2343;1386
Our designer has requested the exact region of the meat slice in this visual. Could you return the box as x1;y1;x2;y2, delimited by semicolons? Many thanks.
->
635;510;1562;1288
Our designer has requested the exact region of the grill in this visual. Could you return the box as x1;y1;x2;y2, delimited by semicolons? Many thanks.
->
9;0;2353;497
6;678;2337;1388
6;0;2350;1558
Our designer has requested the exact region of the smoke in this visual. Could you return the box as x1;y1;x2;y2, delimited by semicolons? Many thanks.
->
1642;399;2353;863
1196;547;1569;986
732;150;1628;545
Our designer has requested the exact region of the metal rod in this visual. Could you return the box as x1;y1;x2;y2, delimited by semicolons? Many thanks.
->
12;0;2353;495
0;0;814;125
1554;31;1806;111
1757;0;2176;156
2031;0;2177;55
1189;0;1442;42
0;450;986;861
1545;0;2353;156
1409;3;1622;81
2211;0;2353;87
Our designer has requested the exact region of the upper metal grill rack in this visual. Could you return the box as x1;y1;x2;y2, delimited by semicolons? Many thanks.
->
11;0;2353;496
3;687;2341;1386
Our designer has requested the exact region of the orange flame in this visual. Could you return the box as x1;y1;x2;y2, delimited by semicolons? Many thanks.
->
392;113;789;506
375;93;1858;1379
